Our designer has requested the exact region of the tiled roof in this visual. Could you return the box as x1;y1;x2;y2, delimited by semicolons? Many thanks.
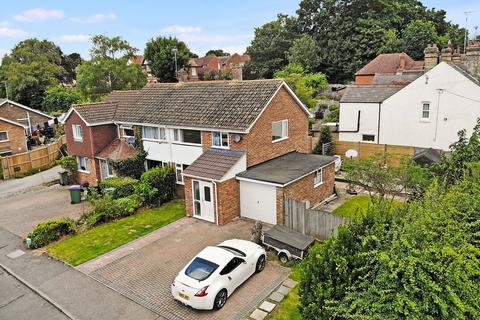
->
129;55;145;65
96;139;137;160
340;86;404;103
372;74;420;85
114;79;285;131
355;53;423;76
72;102;117;124
183;148;245;180
237;152;336;186
450;63;480;87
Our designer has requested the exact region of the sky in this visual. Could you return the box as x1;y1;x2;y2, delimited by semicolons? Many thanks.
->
0;0;480;60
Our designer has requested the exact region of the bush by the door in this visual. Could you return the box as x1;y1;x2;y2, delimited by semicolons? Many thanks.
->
139;165;176;206
99;176;138;199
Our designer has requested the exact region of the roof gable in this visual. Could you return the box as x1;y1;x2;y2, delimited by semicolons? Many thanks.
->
0;116;28;128
0;99;54;120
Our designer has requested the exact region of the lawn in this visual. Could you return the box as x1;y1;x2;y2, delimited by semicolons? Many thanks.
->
334;195;372;220
47;200;185;266
268;262;302;320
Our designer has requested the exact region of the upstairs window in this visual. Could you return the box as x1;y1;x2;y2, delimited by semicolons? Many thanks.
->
272;120;288;142
314;168;324;187
72;124;83;142
421;102;430;120
212;132;229;148
191;67;197;76
0;131;8;142
142;126;166;141
173;129;202;145
121;125;135;138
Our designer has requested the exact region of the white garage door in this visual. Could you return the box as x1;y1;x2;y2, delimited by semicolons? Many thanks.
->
240;181;277;225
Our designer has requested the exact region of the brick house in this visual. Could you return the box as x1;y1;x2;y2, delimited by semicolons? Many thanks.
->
0;117;28;156
180;53;251;82
0;99;54;134
63;79;336;225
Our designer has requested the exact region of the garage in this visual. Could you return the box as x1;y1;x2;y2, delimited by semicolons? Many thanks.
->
239;180;277;225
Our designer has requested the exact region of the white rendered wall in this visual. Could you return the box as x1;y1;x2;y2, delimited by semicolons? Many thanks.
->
338;102;380;143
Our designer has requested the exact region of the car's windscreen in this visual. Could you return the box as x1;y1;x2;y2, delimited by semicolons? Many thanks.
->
217;245;246;257
185;257;219;281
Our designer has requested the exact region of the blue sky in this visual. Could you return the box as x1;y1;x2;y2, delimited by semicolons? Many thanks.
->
0;0;479;59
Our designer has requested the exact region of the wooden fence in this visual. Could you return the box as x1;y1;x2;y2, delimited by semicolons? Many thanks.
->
1;136;66;179
284;197;346;240
335;140;415;162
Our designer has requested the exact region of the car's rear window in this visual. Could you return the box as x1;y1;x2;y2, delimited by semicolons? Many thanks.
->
185;257;219;281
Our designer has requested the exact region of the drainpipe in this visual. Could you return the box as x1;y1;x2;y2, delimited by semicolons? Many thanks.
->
337;110;361;133
377;103;382;144
213;181;219;226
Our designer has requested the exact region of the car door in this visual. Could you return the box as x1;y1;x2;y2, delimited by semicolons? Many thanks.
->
220;257;250;293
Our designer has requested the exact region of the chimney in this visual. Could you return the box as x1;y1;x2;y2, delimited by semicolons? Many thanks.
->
424;44;439;70
452;48;462;63
465;40;480;61
441;40;453;62
397;53;406;74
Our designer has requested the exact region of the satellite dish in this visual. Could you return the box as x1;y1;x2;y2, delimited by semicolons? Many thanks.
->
233;134;242;143
345;149;358;159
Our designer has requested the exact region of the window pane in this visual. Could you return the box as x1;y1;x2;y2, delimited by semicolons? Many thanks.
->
423;103;430;111
272;121;283;141
159;128;166;140
193;181;200;200
213;132;221;146
194;201;201;216
174;129;180;141
182;130;201;144
422;111;429;118
204;186;211;202
0;132;7;141
222;133;228;147
123;128;134;137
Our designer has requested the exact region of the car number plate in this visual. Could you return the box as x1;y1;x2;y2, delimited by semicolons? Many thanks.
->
178;292;190;301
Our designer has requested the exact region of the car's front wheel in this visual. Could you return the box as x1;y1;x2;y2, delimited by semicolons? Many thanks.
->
213;289;228;309
255;254;266;273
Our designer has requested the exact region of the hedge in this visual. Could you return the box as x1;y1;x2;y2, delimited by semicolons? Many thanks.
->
99;176;138;199
27;219;77;248
139;165;176;206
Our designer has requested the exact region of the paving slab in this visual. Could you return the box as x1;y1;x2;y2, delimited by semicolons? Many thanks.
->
6;249;25;259
268;291;285;303
250;309;268;320
276;285;291;295
282;278;298;288
259;300;276;313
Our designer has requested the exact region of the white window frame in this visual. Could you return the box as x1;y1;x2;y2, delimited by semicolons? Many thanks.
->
314;168;324;187
0;131;8;142
173;129;202;146
72;124;83;142
191;67;197;77
272;119;289;142
176;163;186;184
77;156;89;173
100;159;114;179
212;131;229;149
421;102;431;121
142;126;166;141
120;125;135;138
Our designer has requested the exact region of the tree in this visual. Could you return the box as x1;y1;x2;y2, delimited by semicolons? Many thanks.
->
300;174;480;319
42;85;82;113
274;64;328;109
61;53;83;84
205;49;230;56
0;39;65;108
401;20;439;60
287;35;321;71
144;36;193;82
76;35;147;99
244;14;299;79
313;126;334;155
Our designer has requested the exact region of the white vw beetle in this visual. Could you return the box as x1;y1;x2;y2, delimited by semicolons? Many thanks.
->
172;239;266;310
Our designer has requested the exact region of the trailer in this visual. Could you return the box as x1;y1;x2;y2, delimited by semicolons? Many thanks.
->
262;225;315;263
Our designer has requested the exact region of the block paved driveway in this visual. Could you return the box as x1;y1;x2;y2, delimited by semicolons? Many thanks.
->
79;218;290;320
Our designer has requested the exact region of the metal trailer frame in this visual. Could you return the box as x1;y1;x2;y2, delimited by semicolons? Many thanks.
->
261;225;315;262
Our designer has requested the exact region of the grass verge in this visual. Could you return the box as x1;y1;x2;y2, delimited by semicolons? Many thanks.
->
268;262;302;320
47;200;185;266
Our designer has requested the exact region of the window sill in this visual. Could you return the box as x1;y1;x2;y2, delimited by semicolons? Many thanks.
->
314;182;324;188
420;119;431;123
77;169;90;174
0;140;9;143
211;145;230;150
172;142;203;147
73;138;83;142
272;137;289;144
176;181;185;186
143;138;167;143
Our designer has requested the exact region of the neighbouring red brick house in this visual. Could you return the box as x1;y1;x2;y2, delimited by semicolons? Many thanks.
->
63;79;336;225
0;117;28;156
179;53;251;82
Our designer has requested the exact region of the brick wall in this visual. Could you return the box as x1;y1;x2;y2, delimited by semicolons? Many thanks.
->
217;177;240;225
0;119;27;154
77;158;100;186
202;87;310;167
90;124;117;155
0;103;51;127
65;111;94;158
276;162;335;225
354;75;374;85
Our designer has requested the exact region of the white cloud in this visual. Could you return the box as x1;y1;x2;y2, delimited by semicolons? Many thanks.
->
59;34;90;42
14;8;64;22
0;21;29;38
177;33;252;44
162;25;202;34
72;13;117;24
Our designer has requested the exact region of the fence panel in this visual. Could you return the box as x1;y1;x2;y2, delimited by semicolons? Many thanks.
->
284;197;345;240
1;136;65;179
335;140;415;161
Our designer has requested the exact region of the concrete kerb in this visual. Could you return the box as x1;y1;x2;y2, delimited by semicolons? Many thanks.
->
0;261;77;320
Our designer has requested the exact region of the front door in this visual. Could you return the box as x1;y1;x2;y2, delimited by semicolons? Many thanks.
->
192;180;215;222
100;159;113;180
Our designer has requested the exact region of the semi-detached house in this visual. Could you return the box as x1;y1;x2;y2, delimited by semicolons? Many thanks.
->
63;80;336;226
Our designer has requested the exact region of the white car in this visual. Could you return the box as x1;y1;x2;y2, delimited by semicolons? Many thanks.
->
171;239;266;310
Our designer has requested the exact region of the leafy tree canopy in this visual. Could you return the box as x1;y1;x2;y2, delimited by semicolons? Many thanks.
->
90;35;137;60
288;34;320;71
274;64;328;109
61;53;83;84
205;49;230;56
42;85;82;113
144;36;194;82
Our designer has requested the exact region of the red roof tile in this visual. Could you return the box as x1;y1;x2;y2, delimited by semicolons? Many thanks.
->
355;53;423;76
96;139;137;161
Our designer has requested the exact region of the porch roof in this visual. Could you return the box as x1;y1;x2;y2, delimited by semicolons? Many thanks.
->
236;152;335;186
183;148;245;181
96;139;137;161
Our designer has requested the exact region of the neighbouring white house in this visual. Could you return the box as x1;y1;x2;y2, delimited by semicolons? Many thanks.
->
339;40;480;151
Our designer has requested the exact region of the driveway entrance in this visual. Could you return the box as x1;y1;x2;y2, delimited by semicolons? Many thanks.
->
79;218;289;320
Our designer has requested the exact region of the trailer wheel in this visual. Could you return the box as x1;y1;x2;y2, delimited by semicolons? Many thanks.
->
278;252;289;263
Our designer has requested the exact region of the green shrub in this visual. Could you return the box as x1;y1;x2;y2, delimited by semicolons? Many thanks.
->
27;219;77;248
99;176;138;199
57;155;77;173
140;166;176;206
80;194;143;228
